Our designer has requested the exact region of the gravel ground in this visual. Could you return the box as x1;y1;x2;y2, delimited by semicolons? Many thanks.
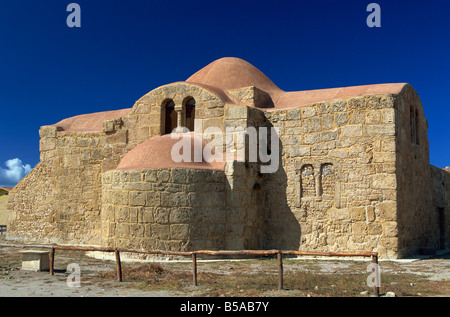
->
0;269;184;297
1;236;449;297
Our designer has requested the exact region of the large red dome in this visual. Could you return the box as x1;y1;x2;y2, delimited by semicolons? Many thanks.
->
186;57;282;93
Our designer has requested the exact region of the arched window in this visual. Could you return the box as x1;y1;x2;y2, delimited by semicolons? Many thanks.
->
164;100;177;134
410;106;416;144
300;165;315;198
185;98;196;132
320;163;334;197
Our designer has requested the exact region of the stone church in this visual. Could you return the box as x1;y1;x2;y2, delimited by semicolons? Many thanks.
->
6;57;449;259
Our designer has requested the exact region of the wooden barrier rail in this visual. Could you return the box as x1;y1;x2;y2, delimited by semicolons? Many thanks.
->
0;243;380;296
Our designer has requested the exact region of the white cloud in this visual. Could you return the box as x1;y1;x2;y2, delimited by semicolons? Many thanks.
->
0;158;33;187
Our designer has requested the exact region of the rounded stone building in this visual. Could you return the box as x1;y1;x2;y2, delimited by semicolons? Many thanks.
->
101;133;229;252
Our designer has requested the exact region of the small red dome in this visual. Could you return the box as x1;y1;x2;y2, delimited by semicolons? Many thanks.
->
116;133;225;171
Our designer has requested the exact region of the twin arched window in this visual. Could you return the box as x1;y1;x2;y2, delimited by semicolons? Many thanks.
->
164;98;196;135
300;163;334;199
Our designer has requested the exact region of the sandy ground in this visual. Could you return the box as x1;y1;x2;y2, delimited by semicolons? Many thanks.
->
0;269;183;297
0;236;186;297
0;235;449;297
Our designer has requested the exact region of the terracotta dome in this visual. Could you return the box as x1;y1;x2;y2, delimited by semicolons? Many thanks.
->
185;57;408;110
186;57;282;93
116;133;225;171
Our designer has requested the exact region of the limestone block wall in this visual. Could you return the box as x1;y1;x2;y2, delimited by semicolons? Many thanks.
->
101;164;269;253
7;161;60;243
121;82;226;147
224;161;265;250
8;126;123;245
430;166;450;250
222;104;269;164
101;168;228;252
262;94;400;258
395;85;435;256
0;192;9;226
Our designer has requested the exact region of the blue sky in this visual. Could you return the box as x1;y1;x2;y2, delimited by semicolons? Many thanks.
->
0;0;449;187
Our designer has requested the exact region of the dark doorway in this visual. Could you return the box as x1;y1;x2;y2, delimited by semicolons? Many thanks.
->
438;208;446;250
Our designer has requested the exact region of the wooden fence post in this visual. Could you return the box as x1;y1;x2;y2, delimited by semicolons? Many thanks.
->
50;247;55;275
115;249;122;282
277;251;283;290
192;253;198;286
372;254;380;297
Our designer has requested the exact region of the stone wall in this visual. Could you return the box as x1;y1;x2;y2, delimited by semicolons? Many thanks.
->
121;82;225;147
224;161;266;250
7;161;60;243
101;168;228;252
262;94;400;258
0;191;8;226
395;85;435;256
8;127;122;245
430;165;450;250
101;164;269;253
